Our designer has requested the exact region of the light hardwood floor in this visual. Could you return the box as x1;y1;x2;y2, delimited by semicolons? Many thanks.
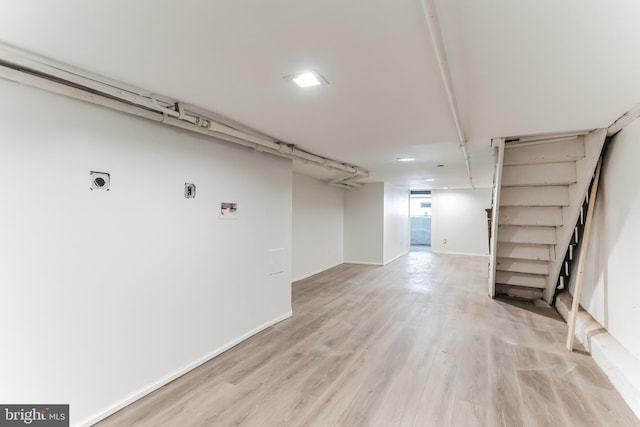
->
97;248;639;426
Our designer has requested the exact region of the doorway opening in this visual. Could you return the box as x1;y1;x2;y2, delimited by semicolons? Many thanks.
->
410;190;431;249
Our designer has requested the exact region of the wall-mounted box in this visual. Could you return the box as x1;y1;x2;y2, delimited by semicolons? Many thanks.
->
90;171;110;191
184;183;196;198
219;202;238;219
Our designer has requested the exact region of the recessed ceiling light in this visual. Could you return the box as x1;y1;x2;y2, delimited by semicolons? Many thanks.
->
397;157;415;162
285;71;328;88
444;186;450;189
424;178;435;182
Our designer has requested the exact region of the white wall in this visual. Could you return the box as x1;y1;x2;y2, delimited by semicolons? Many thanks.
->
344;183;384;264
431;188;492;256
0;79;292;426
383;183;410;264
292;173;344;281
576;118;640;360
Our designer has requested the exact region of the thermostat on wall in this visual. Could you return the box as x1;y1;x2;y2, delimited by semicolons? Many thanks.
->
219;202;238;219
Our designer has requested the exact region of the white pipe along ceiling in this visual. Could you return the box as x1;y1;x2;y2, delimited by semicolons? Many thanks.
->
0;44;369;188
420;0;473;188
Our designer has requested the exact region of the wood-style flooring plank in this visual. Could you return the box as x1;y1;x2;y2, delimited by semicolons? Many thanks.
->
96;248;639;427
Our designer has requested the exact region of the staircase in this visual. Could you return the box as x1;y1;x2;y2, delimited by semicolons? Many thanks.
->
489;129;606;304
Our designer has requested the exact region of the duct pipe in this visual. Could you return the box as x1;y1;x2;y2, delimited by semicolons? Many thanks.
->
330;171;365;188
0;47;182;121
0;64;165;124
330;182;362;189
0;46;370;181
0;61;368;177
420;0;473;187
330;179;363;189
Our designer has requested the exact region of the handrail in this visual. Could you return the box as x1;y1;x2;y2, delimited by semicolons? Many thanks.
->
566;157;603;351
488;137;505;298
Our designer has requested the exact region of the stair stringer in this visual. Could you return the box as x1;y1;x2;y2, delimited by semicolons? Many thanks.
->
543;128;606;303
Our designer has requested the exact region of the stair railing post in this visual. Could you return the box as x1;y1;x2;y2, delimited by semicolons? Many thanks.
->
566;158;603;351
488;137;505;298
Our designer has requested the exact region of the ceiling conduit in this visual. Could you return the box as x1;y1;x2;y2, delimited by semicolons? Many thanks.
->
420;0;474;188
0;44;369;186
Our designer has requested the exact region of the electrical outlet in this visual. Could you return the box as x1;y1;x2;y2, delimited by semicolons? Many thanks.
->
443;239;447;244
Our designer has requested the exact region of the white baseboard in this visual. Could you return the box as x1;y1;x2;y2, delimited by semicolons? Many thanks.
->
343;260;384;266
341;251;410;267
292;261;343;283
591;333;640;419
383;250;409;265
556;293;640;419
77;311;293;427
431;250;489;257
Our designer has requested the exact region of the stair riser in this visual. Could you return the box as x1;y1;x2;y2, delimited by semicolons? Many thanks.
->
503;139;585;166
495;271;546;288
497;226;556;244
499;206;562;226
502;162;577;187
496;258;549;275
496;243;552;261
495;284;544;300
500;186;569;207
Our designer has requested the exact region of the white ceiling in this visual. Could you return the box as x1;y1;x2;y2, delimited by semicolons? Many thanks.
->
1;0;639;189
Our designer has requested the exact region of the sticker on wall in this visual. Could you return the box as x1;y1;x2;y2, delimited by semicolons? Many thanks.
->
184;183;196;198
219;202;238;219
90;171;110;191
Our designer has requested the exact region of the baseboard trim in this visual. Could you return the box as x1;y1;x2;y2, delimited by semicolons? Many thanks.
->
591;334;640;419
343;260;384;266
292;261;343;283
431;250;489;257
77;311;293;427
556;293;640;418
383;250;410;265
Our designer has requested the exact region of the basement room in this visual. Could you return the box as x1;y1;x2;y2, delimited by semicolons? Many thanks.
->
1;1;639;426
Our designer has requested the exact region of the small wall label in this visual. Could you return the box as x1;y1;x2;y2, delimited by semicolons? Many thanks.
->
219;202;238;219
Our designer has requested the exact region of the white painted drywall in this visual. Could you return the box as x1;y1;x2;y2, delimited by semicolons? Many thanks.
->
574;118;640;361
431;188;492;256
383;183;410;264
292;173;344;281
343;183;384;265
0;79;292;426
